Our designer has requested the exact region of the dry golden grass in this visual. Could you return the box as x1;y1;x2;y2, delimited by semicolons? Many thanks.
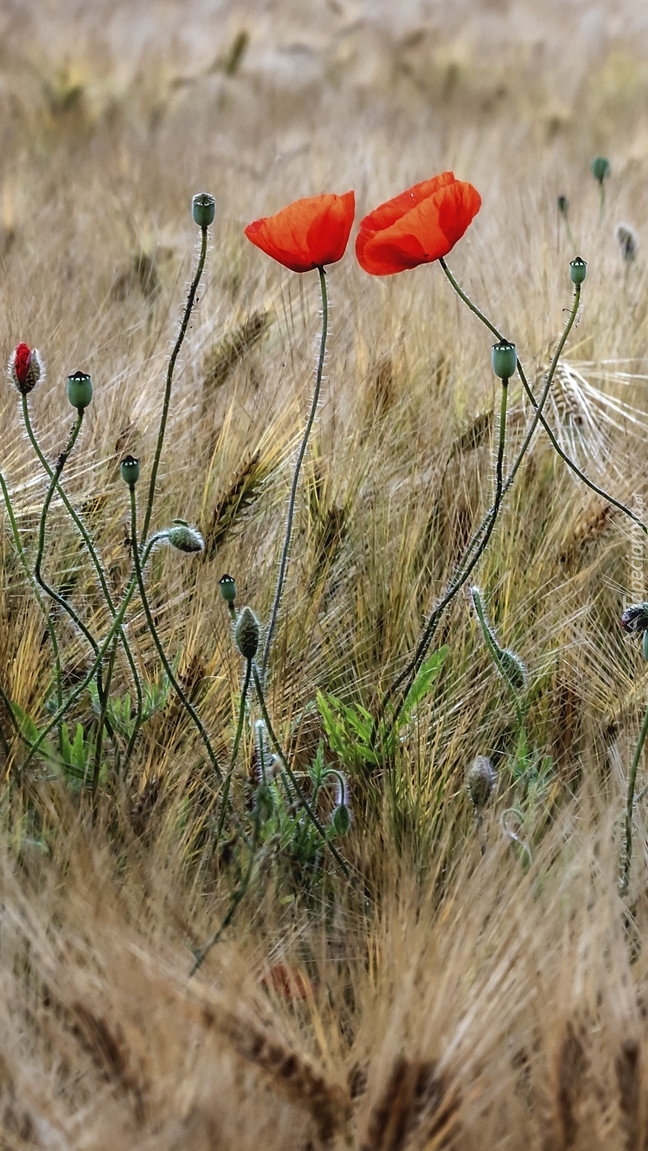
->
2;0;648;1146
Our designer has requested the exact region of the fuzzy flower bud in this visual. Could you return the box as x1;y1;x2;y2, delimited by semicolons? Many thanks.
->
498;648;528;691
192;193;216;229
219;573;237;605
491;340;517;381
569;256;587;285
9;343;43;395
166;519;204;553
467;755;497;811
66;370;93;411
235;605;260;660
120;455;140;487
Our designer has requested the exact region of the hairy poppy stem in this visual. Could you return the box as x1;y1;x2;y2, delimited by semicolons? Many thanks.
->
620;701;648;894
128;484;221;780
377;278;583;742
140;224;209;545
260;264;328;683
439;258;647;533
213;657;253;845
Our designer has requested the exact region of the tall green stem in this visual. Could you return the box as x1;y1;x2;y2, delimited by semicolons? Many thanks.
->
129;484;221;779
260;265;328;683
620;701;648;894
214;658;252;844
140;225;209;544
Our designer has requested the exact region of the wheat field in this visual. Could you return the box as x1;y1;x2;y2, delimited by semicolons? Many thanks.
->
2;1;648;1147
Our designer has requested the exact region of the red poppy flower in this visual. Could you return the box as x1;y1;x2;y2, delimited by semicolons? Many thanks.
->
260;963;315;1000
244;191;355;273
355;172;481;276
9;342;43;395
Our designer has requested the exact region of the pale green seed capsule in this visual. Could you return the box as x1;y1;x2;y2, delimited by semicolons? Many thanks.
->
120;455;140;486
569;256;587;285
192;193;216;229
491;340;517;380
66;370;93;411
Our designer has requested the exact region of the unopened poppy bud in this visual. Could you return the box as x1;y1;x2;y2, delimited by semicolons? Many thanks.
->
498;648;527;691
66;370;93;411
621;603;648;634
255;782;275;822
167;519;204;553
331;803;351;836
192;193;216;229
235;606;260;660
467;755;497;810
491;340;517;380
9;343;43;395
569;256;587;285
219;574;237;604
120;455;140;487
590;156;611;185
557;195;569;216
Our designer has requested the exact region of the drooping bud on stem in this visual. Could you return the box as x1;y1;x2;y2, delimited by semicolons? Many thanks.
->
166;519;204;553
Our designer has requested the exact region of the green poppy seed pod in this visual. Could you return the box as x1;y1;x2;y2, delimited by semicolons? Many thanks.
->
569;256;587;285
219;574;237;604
192;193;216;229
120;455;140;487
331;803;352;837
491;340;517;380
467;755;497;811
498;648;528;691
167;519;204;553
590;156;611;185
235;605;260;660
557;195;569;216
66;370;93;411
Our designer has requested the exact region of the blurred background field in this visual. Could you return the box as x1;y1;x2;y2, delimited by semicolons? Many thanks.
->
2;1;648;1148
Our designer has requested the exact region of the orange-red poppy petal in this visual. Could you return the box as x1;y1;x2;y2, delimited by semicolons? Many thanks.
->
356;173;481;276
245;191;355;273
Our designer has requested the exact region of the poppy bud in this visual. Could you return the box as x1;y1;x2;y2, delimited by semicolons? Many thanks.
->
590;156;611;185
235;605;260;660
491;340;517;380
192;193;216;229
616;224;637;264
166;519;204;553
120;455;140;487
9;343;43;395
467;755;497;811
569;256;587;285
331;803;351;836
255;782;275;822
66;370;93;411
219;574;237;605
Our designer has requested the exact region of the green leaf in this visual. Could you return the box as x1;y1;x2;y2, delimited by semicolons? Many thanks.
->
399;646;448;728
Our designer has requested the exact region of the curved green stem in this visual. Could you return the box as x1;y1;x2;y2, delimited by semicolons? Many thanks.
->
378;280;582;738
21;396;144;725
140;224;209;544
22;533;162;770
620;701;648;894
214;657;252;844
129;485;221;779
260;265;328;683
251;663;349;877
439;258;647;532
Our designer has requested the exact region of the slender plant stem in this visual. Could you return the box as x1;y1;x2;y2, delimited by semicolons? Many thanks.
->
189;802;262;977
21;396;144;722
140;224;209;544
92;635;120;793
214;658;252;844
129;484;221;779
439;258;647;532
377;279;583;738
471;584;526;733
22;534;163;770
251;663;349;876
620;700;648;894
260;265;329;682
